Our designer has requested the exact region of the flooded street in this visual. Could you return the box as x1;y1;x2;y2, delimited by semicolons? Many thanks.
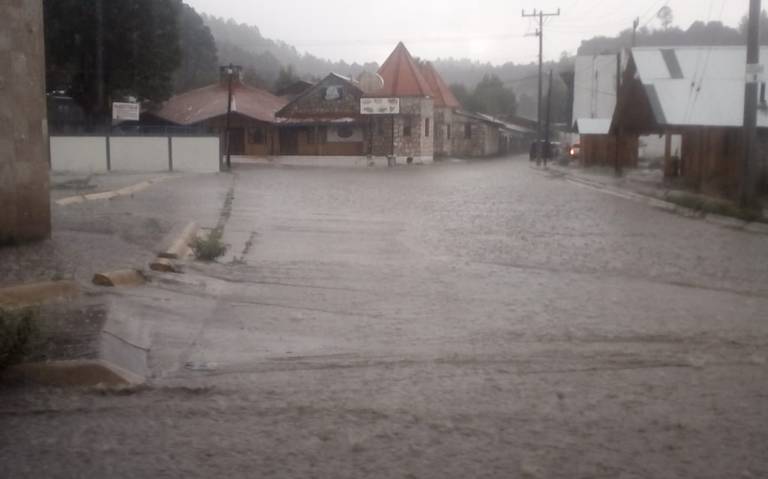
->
3;157;768;478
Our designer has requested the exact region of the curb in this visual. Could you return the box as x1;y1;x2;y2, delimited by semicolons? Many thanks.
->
54;175;176;207
550;168;768;235
0;280;80;307
150;257;180;273
2;359;144;387
92;270;147;287
158;221;198;260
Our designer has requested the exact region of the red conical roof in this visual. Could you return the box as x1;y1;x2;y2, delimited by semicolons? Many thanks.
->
375;42;433;97
419;62;461;108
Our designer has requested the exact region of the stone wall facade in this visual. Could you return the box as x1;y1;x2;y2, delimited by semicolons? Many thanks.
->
392;97;434;164
0;0;51;243
452;115;500;158
433;107;454;158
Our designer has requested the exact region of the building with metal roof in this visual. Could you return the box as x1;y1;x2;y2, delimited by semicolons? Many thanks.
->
146;67;288;156
616;46;768;197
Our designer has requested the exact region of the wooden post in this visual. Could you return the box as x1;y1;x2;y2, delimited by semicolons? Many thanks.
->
663;133;673;179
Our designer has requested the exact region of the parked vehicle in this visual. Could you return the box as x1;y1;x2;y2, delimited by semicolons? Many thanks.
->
529;140;561;161
568;143;581;160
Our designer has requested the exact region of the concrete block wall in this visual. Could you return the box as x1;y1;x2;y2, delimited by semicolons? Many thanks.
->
0;0;51;243
50;136;221;173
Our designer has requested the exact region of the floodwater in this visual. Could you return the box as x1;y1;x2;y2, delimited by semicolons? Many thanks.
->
2;157;768;478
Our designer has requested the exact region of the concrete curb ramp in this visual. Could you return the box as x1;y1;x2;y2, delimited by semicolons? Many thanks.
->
0;280;80;307
158;221;198;260
2;359;144;387
92;270;146;287
54;175;176;207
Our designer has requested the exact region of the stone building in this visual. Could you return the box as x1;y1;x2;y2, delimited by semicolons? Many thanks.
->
147;67;287;156
366;42;435;164
0;0;51;243
452;111;504;158
419;62;461;158
275;73;367;156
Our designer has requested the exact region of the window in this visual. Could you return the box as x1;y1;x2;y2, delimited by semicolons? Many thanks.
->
377;117;384;135
307;128;316;144
447;124;451;140
324;86;343;101
425;118;430;137
319;126;328;143
464;123;472;139
761;82;767;105
403;117;412;137
337;125;355;139
249;127;265;144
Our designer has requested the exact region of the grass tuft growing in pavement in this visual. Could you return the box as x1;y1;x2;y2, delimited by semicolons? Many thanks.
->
191;230;228;262
0;308;38;371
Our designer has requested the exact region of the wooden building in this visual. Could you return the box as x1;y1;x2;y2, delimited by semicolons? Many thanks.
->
275;73;367;156
147;66;287;157
614;46;768;197
575;118;638;168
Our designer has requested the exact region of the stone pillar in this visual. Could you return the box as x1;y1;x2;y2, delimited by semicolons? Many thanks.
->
0;0;51;244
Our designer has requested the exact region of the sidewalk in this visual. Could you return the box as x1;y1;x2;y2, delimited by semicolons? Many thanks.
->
2;171;227;287
545;162;768;234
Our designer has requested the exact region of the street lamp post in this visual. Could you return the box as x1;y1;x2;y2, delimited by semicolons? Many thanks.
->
223;64;236;171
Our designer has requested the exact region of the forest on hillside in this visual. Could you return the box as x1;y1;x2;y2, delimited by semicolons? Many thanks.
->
44;1;764;124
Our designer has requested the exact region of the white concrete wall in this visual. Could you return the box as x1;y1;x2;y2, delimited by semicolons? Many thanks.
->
50;136;221;173
110;137;169;172
172;137;221;173
50;137;108;173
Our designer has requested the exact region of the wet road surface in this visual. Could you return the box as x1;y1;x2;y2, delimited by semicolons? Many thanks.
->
2;157;768;478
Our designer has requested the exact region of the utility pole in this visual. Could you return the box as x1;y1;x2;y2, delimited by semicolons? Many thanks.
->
741;0;761;208
632;17;640;47
523;8;560;165
544;70;553;168
224;64;236;171
614;51;623;177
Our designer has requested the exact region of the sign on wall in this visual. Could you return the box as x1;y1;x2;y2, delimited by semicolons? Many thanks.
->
360;97;400;115
112;102;140;122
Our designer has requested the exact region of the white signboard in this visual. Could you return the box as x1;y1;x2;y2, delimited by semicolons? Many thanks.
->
360;97;400;115
112;102;140;121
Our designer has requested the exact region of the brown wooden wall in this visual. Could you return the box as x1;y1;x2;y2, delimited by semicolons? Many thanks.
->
680;128;742;197
580;134;639;168
204;115;278;157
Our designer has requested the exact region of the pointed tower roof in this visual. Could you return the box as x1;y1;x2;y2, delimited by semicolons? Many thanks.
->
375;42;433;97
419;62;461;108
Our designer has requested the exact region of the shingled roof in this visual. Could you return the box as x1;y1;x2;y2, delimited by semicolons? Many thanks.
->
375;42;433;98
419;62;461;108
151;80;288;126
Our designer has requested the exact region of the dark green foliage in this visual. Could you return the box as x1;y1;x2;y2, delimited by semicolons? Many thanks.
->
191;231;227;262
450;75;518;119
274;65;299;93
202;15;379;92
0;308;38;371
43;0;183;117
174;2;219;93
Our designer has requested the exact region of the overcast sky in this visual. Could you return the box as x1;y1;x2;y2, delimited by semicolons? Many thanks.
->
184;0;746;65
